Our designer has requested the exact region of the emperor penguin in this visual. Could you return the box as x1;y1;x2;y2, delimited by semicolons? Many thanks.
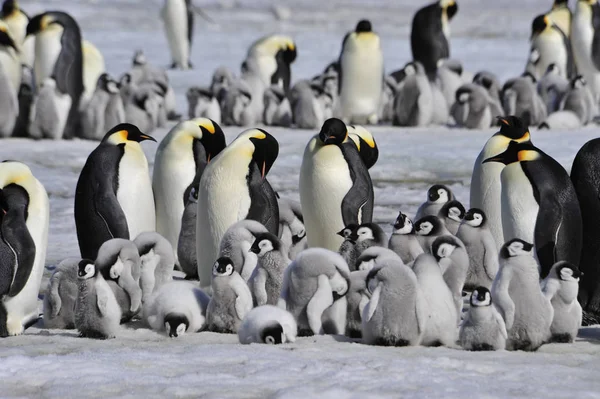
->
459;287;507;351
361;260;427;346
160;0;194;69
186;86;221;123
206;257;253;333
355;246;404;272
299;118;374;251
349;223;388;260
289;79;327;129
483;139;582;278
218;219;268;281
571;138;600;322
0;20;19;95
537;63;570;113
542;261;583;343
220;78;254;126
470;115;532;249
472;70;505;118
277;197;306;260
412;253;458;347
28;76;72;140
549;0;573;37
437;58;465;108
74;260;121;339
388;212;424;264
80;73;118;141
571;0;600;101
279;248;350;336
414;215;451;253
0;161;49;337
238;305;297;344
456;209;499;290
153;118;226;257
432;235;469;320
392;61;433;127
74;124;157;260
263;85;292;127
0;0;29;51
249;232;290;306
0;23;18;137
178;185;199;279
43;258;80;329
27;11;84;139
80;40;106;111
337;19;383;125
415;184;454;221
437;199;465;235
347;124;379;169
133;232;175;304
450;83;494;129
561;75;597;125
195;129;279;286
345;268;371;338
501;73;547;126
410;0;459;79
143;281;210;337
492;239;554;351
337;224;359;270
525;14;573;80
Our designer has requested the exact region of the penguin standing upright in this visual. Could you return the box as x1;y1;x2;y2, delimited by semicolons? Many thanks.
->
410;0;458;79
195;129;279;287
0;161;49;337
153;118;226;257
337;20;384;125
0;0;33;67
74;124;157;261
525;14;573;80
300;118;374;251
484;139;582;278
160;0;193;69
550;0;572;38
26;11;83;139
470;116;531;249
0;22;18;137
571;0;600;101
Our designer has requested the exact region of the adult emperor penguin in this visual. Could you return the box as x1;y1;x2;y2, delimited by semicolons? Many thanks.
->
0;10;21;93
550;0;573;37
0;1;29;49
161;0;194;69
0;22;19;137
470;116;531;249
347;124;379;169
483;139;582;278
0;161;49;337
74;124;157;260
27;11;84;139
153;118;226;257
195;129;279;287
245;34;297;93
410;0;459;79
571;0;600;101
525;14;573;80
337;19;383;125
299;118;374;251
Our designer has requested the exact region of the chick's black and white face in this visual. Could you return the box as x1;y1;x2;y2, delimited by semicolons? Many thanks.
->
447;207;462;222
558;264;581;282
258;239;274;256
416;221;433;236
470;288;491;307
465;211;484;227
78;263;95;280
213;259;234;277
393;214;412;234
436;243;456;259
428;186;449;203
506;239;533;257
356;226;374;242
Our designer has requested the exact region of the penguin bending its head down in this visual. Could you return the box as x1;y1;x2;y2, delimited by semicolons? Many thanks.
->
74;123;157;261
195;129;279;287
300;118;375;252
347;124;379;169
525;14;573;81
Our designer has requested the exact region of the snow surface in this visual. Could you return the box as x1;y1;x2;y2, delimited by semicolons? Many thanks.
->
2;0;600;397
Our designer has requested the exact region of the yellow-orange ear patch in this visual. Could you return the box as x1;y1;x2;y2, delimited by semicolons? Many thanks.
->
518;150;539;162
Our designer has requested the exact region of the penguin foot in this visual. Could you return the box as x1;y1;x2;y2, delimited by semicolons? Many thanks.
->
345;328;362;339
373;336;410;347
297;328;314;337
470;343;495;351
78;330;110;339
510;339;541;352
549;333;574;343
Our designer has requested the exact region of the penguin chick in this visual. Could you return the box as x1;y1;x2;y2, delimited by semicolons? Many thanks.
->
207;257;253;333
456;208;498;290
432;235;469;321
143;281;210;337
179;186;199;279
492;239;553;351
218;219;269;281
541;261;583;343
411;253;458;347
472;70;504;118
345;269;371;338
361;260;427;346
501;74;547;126
279;248;350;336
186;86;221;123
133;232;175;304
437;199;465;235
388;211;424;264
337;223;359;272
355;246;404;272
277;197;307;260
249;232;290;306
238;305;297;344
392;61;433;127
451;83;494;129
414;215;452;253
263;85;292;127
75;260;121;339
459;287;507;351
350;222;388;259
43;258;80;329
415;184;454;220
537;63;569;114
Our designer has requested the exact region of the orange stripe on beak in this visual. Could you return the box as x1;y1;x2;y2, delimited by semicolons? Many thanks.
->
261;162;266;179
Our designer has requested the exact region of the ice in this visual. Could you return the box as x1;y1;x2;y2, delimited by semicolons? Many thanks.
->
1;0;600;397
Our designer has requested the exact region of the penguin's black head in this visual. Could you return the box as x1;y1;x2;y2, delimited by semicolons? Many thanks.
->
571;75;587;89
250;232;280;255
470;287;492;307
164;313;189;338
415;215;443;237
278;44;297;65
120;73;132;86
352;223;384;244
355;19;372;33
349;125;378;169
455;85;472;104
103;123;157;144
432;235;459;261
337;224;358;239
392;212;414;234
195;118;227;162
212;256;235;277
441;0;458;20
427;184;451;203
77;260;96;280
555;261;583;281
0;182;29;220
500;238;534;259
473;71;497;91
1;0;17;18
553;0;568;9
0;24;17;51
483;140;538;165
247;129;279;179
96;73;110;91
494;115;531;141
261;322;284;344
318;118;347;146
133;50;146;66
531;14;549;37
463;208;486;227
439;200;465;222
27;12;70;36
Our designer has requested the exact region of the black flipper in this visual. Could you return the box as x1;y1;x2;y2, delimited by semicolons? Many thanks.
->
339;142;374;226
186;0;194;48
592;2;600;71
246;162;279;235
534;195;562;278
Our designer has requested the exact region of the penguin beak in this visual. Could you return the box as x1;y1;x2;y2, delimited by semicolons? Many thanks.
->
138;134;157;142
336;228;346;237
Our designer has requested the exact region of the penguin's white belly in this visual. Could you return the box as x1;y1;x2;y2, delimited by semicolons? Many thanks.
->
500;164;538;244
339;49;383;123
20;36;35;69
0;67;18;136
161;0;190;69
300;143;353;251
34;27;63;89
117;146;156;239
0;49;20;94
530;33;567;79
254;55;278;88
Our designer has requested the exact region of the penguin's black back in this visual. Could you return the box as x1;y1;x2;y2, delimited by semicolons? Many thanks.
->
339;141;374;226
410;3;448;78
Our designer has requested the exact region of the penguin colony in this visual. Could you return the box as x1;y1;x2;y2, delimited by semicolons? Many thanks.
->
0;0;596;355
